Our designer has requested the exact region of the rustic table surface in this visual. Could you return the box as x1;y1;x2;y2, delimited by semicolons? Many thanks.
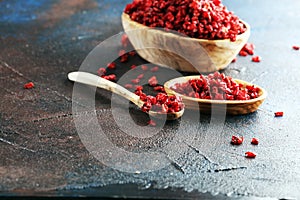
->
1;0;300;199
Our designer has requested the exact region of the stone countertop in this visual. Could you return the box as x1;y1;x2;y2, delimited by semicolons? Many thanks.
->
1;0;300;199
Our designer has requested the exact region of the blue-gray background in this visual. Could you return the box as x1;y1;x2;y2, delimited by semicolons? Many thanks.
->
0;0;300;199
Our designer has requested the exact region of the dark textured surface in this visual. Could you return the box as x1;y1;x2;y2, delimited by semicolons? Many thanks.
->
1;0;300;199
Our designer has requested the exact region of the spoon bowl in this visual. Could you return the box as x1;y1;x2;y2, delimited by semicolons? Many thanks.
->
164;75;267;115
68;71;184;120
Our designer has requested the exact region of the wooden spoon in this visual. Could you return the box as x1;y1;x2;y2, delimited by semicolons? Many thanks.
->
68;71;184;120
164;75;267;115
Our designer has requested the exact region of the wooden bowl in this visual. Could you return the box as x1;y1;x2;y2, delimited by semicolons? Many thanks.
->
122;13;250;73
164;76;267;115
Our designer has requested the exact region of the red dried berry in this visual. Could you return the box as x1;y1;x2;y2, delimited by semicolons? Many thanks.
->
245;151;256;158
251;138;259;145
120;54;129;63
121;34;129;47
231;57;237;63
274;111;284;117
153;86;165;92
131;78;140;84
102;75;109;80
252;55;261;62
130;65;137;70
118;49;126;57
148;76;158;86
134;89;143;96
141;101;152;112
150;66;159;72
248;50;254;55
128;51;136;56
108;74;116;81
102;74;116;82
24;82;34;89
137;74;144;79
242;43;255;55
107;62;116;69
124;84;133;89
97;67;106;76
213;0;221;6
139;93;147;102
239;50;248;57
141;65;148;71
148;120;156;127
231;135;244;145
292;45;300;50
135;85;143;91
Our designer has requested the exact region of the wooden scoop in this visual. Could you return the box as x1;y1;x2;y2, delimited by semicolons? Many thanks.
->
164;75;267;115
68;71;184;120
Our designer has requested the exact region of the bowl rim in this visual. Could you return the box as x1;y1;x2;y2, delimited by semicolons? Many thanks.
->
122;12;251;43
164;75;267;105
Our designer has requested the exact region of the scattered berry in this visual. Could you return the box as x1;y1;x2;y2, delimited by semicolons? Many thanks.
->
231;135;244;145
124;84;133;89
251;138;259;145
148;76;158;86
148;120;156;126
102;74;116;82
120;54;129;63
245;151;256;158
135;85;143;91
118;49;126;56
239;50;248;57
128;51;136;56
131;78;140;84
121;34;129;47
252;55;261;62
137;74;144;79
153;86;165;92
97;67;106;76
141;65;148;71
274;111;284;117
107;62;116;69
242;43;255;55
150;66;159;72
292;45;300;50
130;65;137;70
24;82;34;89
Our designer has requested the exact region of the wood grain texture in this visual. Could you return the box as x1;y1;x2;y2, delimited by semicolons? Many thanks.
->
122;13;250;73
164;76;266;115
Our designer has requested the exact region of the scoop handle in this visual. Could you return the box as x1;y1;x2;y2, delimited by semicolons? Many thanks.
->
68;71;143;107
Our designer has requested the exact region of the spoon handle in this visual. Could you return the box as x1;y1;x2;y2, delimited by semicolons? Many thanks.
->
68;71;143;107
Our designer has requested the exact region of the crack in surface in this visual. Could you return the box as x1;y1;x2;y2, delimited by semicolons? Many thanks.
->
257;108;274;116
50;89;73;103
0;129;31;140
164;155;185;174
228;67;241;73
0;60;74;104
212;166;247;172
0;137;36;153
0;60;27;78
250;71;268;84
32;113;73;122
185;143;219;166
